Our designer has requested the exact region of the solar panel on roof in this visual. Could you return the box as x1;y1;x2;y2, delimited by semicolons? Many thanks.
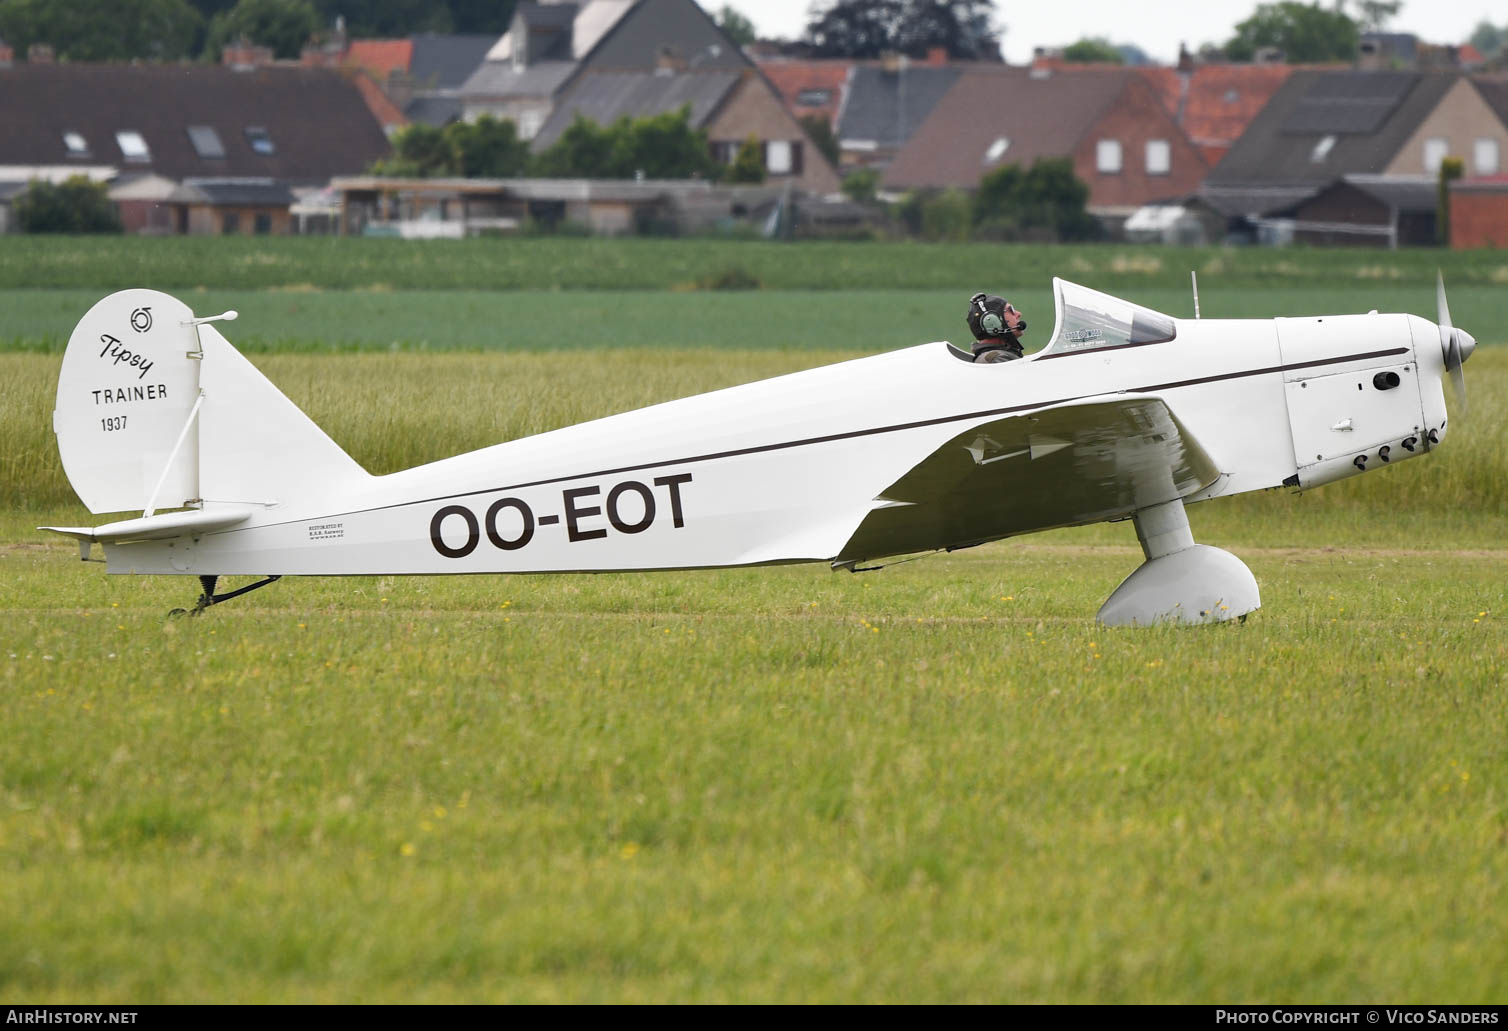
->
1279;73;1415;135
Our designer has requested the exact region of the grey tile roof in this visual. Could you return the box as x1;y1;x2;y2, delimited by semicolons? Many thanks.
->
0;64;391;185
1341;173;1438;210
530;69;741;150
404;96;465;126
1207;70;1458;188
460;59;578;99
173;178;296;206
1196;183;1320;217
1279;71;1416;134
837;64;962;148
408;34;502;92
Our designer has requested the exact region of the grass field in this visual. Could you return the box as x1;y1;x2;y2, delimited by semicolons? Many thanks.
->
2;241;1506;1002
4;235;1508;292
3;341;1506;1002
4;284;1507;354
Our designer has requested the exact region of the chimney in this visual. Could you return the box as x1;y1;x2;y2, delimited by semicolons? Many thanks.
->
27;42;54;64
222;37;274;70
1177;42;1194;74
926;46;947;67
656;46;686;74
385;69;414;110
1030;46;1054;79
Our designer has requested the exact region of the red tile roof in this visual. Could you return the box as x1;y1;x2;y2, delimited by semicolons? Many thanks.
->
349;69;408;133
1177;65;1294;166
344;39;413;80
757;59;852;125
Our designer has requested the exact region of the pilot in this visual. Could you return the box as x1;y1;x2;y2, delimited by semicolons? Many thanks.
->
967;293;1027;363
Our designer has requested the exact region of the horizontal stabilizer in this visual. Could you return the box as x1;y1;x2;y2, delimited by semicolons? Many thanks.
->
40;506;253;545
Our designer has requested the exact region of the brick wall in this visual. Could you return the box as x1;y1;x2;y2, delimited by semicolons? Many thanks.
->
1450;184;1508;248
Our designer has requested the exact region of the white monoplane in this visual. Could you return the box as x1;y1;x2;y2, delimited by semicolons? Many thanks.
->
43;277;1475;625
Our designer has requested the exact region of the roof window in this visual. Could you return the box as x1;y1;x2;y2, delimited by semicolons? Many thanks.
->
796;88;832;106
984;137;1010;164
187;126;226;159
62;131;89;157
1310;134;1336;163
245;126;275;156
116;131;150;162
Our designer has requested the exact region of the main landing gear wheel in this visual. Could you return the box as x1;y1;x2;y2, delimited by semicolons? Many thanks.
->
168;574;282;617
1097;499;1260;627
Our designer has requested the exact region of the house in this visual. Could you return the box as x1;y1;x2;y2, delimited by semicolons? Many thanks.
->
532;67;842;193
1290;174;1439;246
0;64;393;186
168;178;297;236
756;58;853;129
461;0;840;191
1200;71;1508;242
1136;61;1295;167
460;0;742;138
344;34;498;126
834;58;962;169
1449;175;1508;247
882;66;1209;223
331;174;805;237
109;173;179;235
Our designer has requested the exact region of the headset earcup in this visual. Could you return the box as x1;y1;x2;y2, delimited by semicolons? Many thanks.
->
981;311;1003;336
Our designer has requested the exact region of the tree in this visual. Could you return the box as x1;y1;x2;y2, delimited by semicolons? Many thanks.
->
893;0;999;61
971;157;1095;242
1469;20;1505;58
0;0;201;61
1061;37;1123;64
15;177;123;234
800;115;840;168
203;0;319;59
805;0;1001;61
805;0;902;59
1352;0;1400;33
531;108;718;180
445;116;530;178
1437;155;1463;246
724;135;767;184
842;168;879;203
369;123;456;177
713;4;755;47
1224;2;1359;64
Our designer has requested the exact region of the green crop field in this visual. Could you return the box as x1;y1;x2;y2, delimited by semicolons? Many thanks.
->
2;239;1506;1002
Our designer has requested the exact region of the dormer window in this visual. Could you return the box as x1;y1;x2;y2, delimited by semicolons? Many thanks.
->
245;126;275;155
187;125;226;159
116;131;150;162
1310;134;1336;163
984;137;1010;164
62;131;89;157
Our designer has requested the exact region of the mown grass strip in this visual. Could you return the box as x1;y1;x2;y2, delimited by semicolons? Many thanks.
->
5;236;1508;291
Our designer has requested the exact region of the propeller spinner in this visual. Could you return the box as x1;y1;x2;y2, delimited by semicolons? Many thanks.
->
1436;272;1476;414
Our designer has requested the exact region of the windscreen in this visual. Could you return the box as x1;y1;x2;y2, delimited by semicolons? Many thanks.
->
1038;279;1176;359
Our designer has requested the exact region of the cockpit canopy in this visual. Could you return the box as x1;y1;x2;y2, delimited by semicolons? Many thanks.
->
1036;278;1177;359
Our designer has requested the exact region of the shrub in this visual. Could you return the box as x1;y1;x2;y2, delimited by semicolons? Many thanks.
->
14;178;122;234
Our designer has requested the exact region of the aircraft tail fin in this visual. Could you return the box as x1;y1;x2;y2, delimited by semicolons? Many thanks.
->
54;289;368;516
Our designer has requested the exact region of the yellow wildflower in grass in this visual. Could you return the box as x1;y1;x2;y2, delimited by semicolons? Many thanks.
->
620;842;640;859
399;842;416;857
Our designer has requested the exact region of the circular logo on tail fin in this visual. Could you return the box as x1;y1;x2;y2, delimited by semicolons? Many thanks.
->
130;307;152;333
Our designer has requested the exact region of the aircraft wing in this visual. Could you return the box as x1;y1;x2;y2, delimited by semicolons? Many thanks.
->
837;395;1221;564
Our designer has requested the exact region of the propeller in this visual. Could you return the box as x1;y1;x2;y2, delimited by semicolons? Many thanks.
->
1436;271;1476;415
